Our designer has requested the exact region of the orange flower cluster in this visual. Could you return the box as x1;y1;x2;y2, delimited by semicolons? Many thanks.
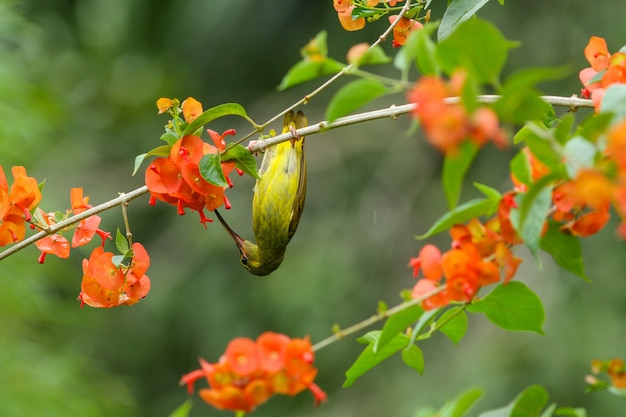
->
146;98;237;225
333;1;422;47
0;165;41;246
78;242;151;308
579;36;626;111
513;147;613;238
409;209;522;310
35;188;110;263
181;332;327;413
591;358;626;389
408;70;507;155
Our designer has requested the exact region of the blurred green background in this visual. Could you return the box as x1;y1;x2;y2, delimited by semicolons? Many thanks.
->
1;0;626;416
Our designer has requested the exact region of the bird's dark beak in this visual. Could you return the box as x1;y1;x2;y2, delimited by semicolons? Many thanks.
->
215;210;247;256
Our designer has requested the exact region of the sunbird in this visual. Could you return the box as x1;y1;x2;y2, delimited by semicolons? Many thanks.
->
216;110;307;276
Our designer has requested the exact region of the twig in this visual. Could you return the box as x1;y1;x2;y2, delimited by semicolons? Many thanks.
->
236;0;414;144
248;95;594;153
312;286;445;351
0;186;149;261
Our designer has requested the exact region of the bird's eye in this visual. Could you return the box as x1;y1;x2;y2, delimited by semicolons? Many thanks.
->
240;256;248;266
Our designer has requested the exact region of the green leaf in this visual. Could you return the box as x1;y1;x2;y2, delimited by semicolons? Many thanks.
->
199;153;228;187
554;113;575;145
437;19;514;84
352;6;380;19
473;182;502;199
495;67;568;124
168;400;193;417
540;221;589;281
511;176;554;262
414;22;441;76
479;385;549;417
510;150;533;186
599;84;626;122
467;282;545;334
183;103;252;136
563;136;597;178
416;197;500;239
115;229;130;256
439;388;484;417
344;331;410;387
374;305;423;353
514;123;565;177
278;58;344;91
438;307;468;345
443;141;479;209
302;31;329;59
354;45;391;67
132;145;170;176
555;407;587;417
326;79;388;122
512;385;550;417
160;132;179;145
438;0;489;41
394;22;440;76
221;144;261;179
539;404;557;417
401;344;424;374
133;153;148;176
578;112;613;142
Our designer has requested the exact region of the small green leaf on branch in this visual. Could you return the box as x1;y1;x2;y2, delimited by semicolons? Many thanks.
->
183;103;254;136
540;221;589;282
221;144;261;179
199;154;228;187
344;331;410;387
467;282;545;334
443;140;479;209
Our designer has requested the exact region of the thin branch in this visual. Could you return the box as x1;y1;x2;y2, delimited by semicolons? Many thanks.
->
249;95;594;153
236;0;414;144
0;94;592;260
312;286;445;352
0;186;149;261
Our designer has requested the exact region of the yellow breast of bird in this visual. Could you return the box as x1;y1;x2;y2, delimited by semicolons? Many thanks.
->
252;139;304;254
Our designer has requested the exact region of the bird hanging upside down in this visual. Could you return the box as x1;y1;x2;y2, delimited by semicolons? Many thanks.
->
216;110;307;276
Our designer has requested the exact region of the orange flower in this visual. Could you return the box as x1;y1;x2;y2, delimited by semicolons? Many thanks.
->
225;337;259;376
389;15;423;47
78;242;151;308
407;244;442;280
333;0;350;12
181;333;326;413
257;332;290;373
337;6;365;31
408;73;506;154
584;36;610;72
0;165;42;246
346;42;370;64
579;36;626;110
156;97;173;114
411;278;448;310
145;132;237;224
181;97;203;123
35;188;109;263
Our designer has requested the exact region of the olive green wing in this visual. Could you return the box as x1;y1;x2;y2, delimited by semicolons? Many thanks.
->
287;110;307;242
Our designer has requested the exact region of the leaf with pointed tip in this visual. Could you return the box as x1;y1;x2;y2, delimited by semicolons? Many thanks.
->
221;144;261;179
183;103;253;136
199;154;228;187
468;282;545;334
